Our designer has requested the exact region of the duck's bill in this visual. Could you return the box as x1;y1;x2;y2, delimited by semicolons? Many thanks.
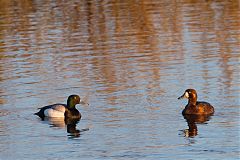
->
178;94;184;99
178;92;189;99
80;99;89;106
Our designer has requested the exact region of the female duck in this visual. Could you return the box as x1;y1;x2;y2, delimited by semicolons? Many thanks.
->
178;89;214;115
35;95;82;119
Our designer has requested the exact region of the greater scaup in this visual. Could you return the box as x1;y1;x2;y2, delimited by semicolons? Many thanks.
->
178;89;214;115
35;95;82;119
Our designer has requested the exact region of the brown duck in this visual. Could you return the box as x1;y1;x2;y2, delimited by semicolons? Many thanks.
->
178;89;214;115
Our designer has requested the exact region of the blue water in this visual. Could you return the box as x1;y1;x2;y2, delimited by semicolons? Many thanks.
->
0;1;239;159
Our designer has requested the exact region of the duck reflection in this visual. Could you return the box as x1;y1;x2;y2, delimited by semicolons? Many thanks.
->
183;114;213;137
41;117;88;138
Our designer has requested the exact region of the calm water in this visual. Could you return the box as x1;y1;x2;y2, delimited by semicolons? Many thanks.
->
0;1;239;159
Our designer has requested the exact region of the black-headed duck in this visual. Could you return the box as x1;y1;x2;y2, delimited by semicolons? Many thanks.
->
178;89;214;115
35;95;83;119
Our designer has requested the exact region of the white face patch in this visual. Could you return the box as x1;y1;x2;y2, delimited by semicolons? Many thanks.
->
184;92;189;98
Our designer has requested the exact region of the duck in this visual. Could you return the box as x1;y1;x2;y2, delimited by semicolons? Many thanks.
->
178;89;214;115
35;95;82;119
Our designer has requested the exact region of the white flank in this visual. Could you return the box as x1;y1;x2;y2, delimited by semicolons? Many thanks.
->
52;105;66;112
44;108;65;117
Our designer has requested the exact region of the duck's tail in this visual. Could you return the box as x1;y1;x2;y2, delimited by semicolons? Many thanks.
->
34;109;44;119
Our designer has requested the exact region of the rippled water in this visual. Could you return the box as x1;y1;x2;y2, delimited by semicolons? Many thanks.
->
0;1;239;159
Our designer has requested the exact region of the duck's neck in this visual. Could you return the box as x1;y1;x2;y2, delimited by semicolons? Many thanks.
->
188;96;197;106
67;101;76;109
188;93;197;106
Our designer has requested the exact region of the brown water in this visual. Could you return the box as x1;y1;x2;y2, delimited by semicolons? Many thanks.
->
0;1;239;159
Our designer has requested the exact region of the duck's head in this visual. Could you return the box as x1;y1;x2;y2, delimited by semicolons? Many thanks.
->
178;89;197;101
67;95;81;109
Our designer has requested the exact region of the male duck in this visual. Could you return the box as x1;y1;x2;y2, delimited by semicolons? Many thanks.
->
178;89;214;115
35;95;82;119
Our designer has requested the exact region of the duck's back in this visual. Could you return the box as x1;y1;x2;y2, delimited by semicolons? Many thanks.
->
196;101;214;114
35;104;66;118
183;101;214;115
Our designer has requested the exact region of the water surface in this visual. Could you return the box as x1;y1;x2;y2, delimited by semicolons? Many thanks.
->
0;1;239;160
